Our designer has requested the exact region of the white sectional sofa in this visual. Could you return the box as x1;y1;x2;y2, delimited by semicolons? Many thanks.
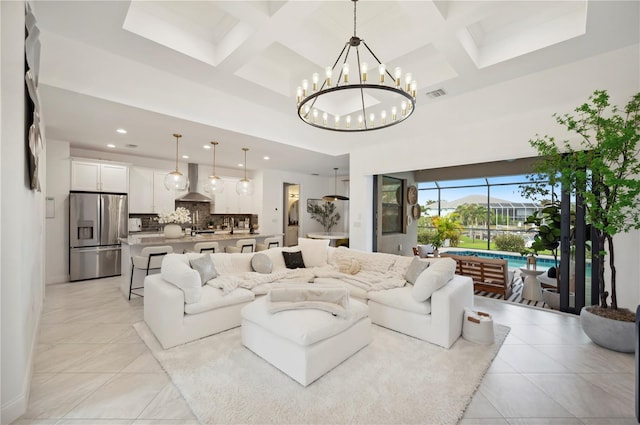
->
143;238;474;349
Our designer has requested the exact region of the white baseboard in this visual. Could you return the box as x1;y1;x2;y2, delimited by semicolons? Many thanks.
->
46;273;69;284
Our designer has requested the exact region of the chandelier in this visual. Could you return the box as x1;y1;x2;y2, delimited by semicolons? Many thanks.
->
296;0;416;132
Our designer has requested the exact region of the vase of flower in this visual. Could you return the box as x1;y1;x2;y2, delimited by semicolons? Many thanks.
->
157;207;191;238
163;223;183;238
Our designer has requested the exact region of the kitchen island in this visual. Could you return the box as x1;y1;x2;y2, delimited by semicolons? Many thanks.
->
120;232;282;298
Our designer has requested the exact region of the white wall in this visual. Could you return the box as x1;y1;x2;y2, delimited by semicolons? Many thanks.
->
45;140;69;283
1;2;46;422
348;44;640;307
260;170;336;239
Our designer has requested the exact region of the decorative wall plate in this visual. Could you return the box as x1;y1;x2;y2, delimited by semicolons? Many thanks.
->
407;185;418;205
412;204;421;220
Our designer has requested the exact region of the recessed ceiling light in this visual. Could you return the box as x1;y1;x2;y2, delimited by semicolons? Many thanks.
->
238;163;243;167
107;143;116;148
182;155;189;159
116;128;127;134
203;145;211;149
263;156;270;160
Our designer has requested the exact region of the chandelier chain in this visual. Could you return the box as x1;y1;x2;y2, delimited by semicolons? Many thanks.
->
353;0;357;37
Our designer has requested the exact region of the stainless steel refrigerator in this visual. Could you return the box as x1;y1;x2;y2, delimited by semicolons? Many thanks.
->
69;192;128;281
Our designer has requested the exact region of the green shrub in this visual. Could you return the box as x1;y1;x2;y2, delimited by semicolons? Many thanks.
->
417;228;437;245
493;233;525;252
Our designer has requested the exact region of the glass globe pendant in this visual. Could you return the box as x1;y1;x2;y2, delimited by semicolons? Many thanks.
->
236;147;254;195
205;141;224;194
164;133;189;191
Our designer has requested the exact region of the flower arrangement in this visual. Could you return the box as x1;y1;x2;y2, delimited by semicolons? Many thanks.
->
157;207;192;225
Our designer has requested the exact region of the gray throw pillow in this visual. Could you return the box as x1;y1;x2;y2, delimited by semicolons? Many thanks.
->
251;253;273;274
404;257;429;284
189;255;218;286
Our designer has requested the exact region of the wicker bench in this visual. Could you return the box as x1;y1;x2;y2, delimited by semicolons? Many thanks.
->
440;253;513;298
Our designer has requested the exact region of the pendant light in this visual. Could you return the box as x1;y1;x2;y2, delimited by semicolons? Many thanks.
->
205;141;224;194
323;168;349;201
164;133;189;191
236;147;254;195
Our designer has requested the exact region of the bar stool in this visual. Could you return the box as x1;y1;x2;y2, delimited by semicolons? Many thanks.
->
225;238;256;253
256;237;281;251
184;242;219;254
129;246;173;300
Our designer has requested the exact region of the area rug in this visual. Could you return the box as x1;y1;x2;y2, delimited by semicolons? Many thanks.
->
135;321;509;425
475;277;550;309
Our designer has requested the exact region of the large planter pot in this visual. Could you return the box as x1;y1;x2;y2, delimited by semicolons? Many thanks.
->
163;223;183;238
541;288;575;310
580;306;634;353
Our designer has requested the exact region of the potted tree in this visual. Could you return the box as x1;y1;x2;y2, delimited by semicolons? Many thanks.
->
524;90;640;352
309;201;341;233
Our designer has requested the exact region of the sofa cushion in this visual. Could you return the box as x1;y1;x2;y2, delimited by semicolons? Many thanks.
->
313;278;368;301
368;286;432;315
189;254;218;286
411;257;456;302
241;296;369;346
210;252;254;275
160;253;202;304
404;257;429;284
283;250;306;269
330;247;396;274
251;253;273;274
184;286;254;315
298;237;330;267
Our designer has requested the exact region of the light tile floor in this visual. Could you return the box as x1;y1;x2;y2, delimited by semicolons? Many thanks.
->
12;276;636;425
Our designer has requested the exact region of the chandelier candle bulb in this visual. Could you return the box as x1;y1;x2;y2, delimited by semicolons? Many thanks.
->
381;110;387;124
322;112;328;126
394;67;402;87
379;64;386;83
401;101;407;116
313;109;318;123
369;113;375;126
343;63;349;83
296;86;302;104
325;67;332;87
312;73;319;91
361;62;368;82
302;79;308;96
358;115;363;128
392;106;397;121
405;73;412;91
411;80;417;98
335;115;340;127
346;115;352;128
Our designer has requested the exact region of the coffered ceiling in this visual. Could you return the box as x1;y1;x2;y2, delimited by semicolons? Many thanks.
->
32;1;639;176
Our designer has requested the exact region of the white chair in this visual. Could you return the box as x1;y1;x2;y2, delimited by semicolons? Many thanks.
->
184;241;219;254
225;238;256;253
256;237;281;251
129;245;173;300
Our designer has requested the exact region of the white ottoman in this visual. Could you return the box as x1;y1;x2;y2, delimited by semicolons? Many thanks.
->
240;296;371;386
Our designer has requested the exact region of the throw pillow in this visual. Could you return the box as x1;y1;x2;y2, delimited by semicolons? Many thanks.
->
251;253;273;274
189;254;218;286
338;258;361;275
282;250;306;269
404;257;429;284
298;237;330;267
412;257;456;302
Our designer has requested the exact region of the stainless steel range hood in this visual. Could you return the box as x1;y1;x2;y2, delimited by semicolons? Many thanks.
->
176;163;211;202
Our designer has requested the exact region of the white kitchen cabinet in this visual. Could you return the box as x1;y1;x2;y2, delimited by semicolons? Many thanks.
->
129;167;188;214
153;171;177;214
211;177;255;213
129;167;154;213
71;159;128;193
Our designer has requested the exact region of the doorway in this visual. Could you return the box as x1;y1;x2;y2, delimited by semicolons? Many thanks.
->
283;183;300;246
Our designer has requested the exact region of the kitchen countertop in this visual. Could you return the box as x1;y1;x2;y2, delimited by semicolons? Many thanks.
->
121;232;277;246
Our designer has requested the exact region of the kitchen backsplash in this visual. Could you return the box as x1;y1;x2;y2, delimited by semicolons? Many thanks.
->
129;211;258;233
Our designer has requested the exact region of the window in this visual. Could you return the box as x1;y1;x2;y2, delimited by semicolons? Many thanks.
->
381;176;404;234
